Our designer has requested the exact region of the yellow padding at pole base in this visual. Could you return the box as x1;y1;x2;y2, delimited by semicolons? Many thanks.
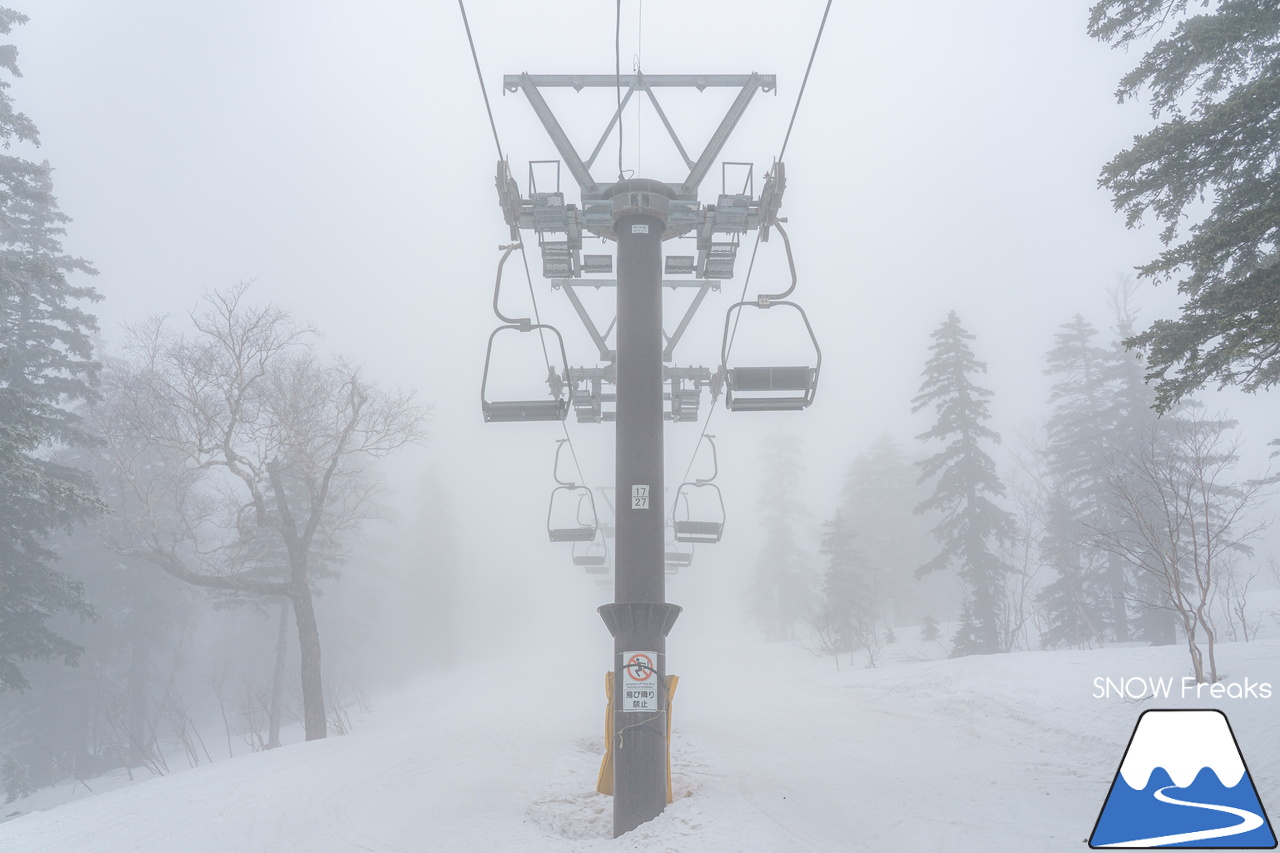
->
596;672;679;803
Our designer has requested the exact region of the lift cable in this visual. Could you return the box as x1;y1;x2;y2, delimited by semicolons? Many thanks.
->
559;418;590;491
519;243;597;490
458;0;594;494
675;2;830;482
634;0;644;169
458;0;555;373
515;239;592;490
616;0;625;181
675;230;761;487
778;0;834;162
457;0;504;162
516;243;554;372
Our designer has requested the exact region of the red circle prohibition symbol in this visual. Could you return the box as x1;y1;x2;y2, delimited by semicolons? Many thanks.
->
625;654;654;681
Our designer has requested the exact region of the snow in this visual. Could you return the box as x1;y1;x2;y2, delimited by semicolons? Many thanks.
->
2;630;1278;852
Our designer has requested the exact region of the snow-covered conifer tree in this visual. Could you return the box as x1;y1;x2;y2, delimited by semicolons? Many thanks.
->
1037;316;1115;647
0;8;103;693
912;312;1014;656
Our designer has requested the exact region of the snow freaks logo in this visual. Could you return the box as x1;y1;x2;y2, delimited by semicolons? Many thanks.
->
1089;710;1277;848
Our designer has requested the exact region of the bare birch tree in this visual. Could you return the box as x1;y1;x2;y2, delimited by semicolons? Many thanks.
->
1085;408;1270;683
91;284;427;740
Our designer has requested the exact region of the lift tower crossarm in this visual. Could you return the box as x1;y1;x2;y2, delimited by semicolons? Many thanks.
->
553;279;616;362
503;73;775;197
681;72;766;194
663;282;716;362
503;74;774;88
507;74;598;193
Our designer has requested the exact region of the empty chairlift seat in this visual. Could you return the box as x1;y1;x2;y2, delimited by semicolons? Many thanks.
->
720;301;821;412
672;484;725;544
718;218;821;412
664;547;693;573
572;537;610;574
485;398;569;422
665;523;694;572
481;325;572;422
546;440;599;542
481;244;573;422
725;364;817;411
673;435;726;544
547;484;598;542
673;519;724;544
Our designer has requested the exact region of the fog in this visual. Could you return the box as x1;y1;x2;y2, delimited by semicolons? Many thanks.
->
3;0;1280;846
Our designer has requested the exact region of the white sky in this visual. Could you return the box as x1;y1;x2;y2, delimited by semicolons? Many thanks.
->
10;0;1279;614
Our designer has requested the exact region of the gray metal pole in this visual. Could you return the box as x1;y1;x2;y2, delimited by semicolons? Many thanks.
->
598;184;681;838
614;212;664;608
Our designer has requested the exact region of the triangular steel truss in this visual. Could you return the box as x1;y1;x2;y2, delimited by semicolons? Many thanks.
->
502;73;774;198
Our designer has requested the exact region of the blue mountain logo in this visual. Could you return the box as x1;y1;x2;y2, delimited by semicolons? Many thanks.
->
1090;709;1276;848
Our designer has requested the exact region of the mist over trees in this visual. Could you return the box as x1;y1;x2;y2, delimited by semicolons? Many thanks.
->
839;435;940;630
748;434;816;642
784;287;1274;686
912;312;1015;656
810;509;869;667
0;5;444;800
3;0;1280;828
92;285;428;740
3;285;432;799
1035;301;1161;650
0;7;102;696
1085;406;1272;683
402;467;462;670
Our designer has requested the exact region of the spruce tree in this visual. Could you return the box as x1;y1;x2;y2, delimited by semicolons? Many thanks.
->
816;508;866;659
1037;316;1117;647
1037;491;1109;648
839;434;937;627
1104;294;1176;644
0;9;103;693
748;434;815;641
912;312;1015;656
1090;1;1280;412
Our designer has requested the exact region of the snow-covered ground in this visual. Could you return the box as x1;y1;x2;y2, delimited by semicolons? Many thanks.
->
3;624;1278;852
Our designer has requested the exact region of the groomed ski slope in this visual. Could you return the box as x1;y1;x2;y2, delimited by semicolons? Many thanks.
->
2;628;1277;852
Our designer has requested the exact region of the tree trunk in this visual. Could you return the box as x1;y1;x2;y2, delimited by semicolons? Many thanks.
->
267;598;291;749
291;587;327;740
1182;614;1205;683
126;634;152;769
1200;614;1218;683
1108;553;1129;642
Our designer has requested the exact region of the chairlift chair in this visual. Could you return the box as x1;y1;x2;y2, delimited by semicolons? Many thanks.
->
721;350;818;411
547;487;598;541
673;487;725;543
481;243;574;422
572;533;610;574
664;521;694;573
546;439;599;542
673;435;726;543
482;330;572;422
718;220;821;412
664;544;694;573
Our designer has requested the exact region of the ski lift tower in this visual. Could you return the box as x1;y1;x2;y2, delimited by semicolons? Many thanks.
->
496;71;784;837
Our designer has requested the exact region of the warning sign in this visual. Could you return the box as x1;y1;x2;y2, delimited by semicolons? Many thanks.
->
623;651;658;712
